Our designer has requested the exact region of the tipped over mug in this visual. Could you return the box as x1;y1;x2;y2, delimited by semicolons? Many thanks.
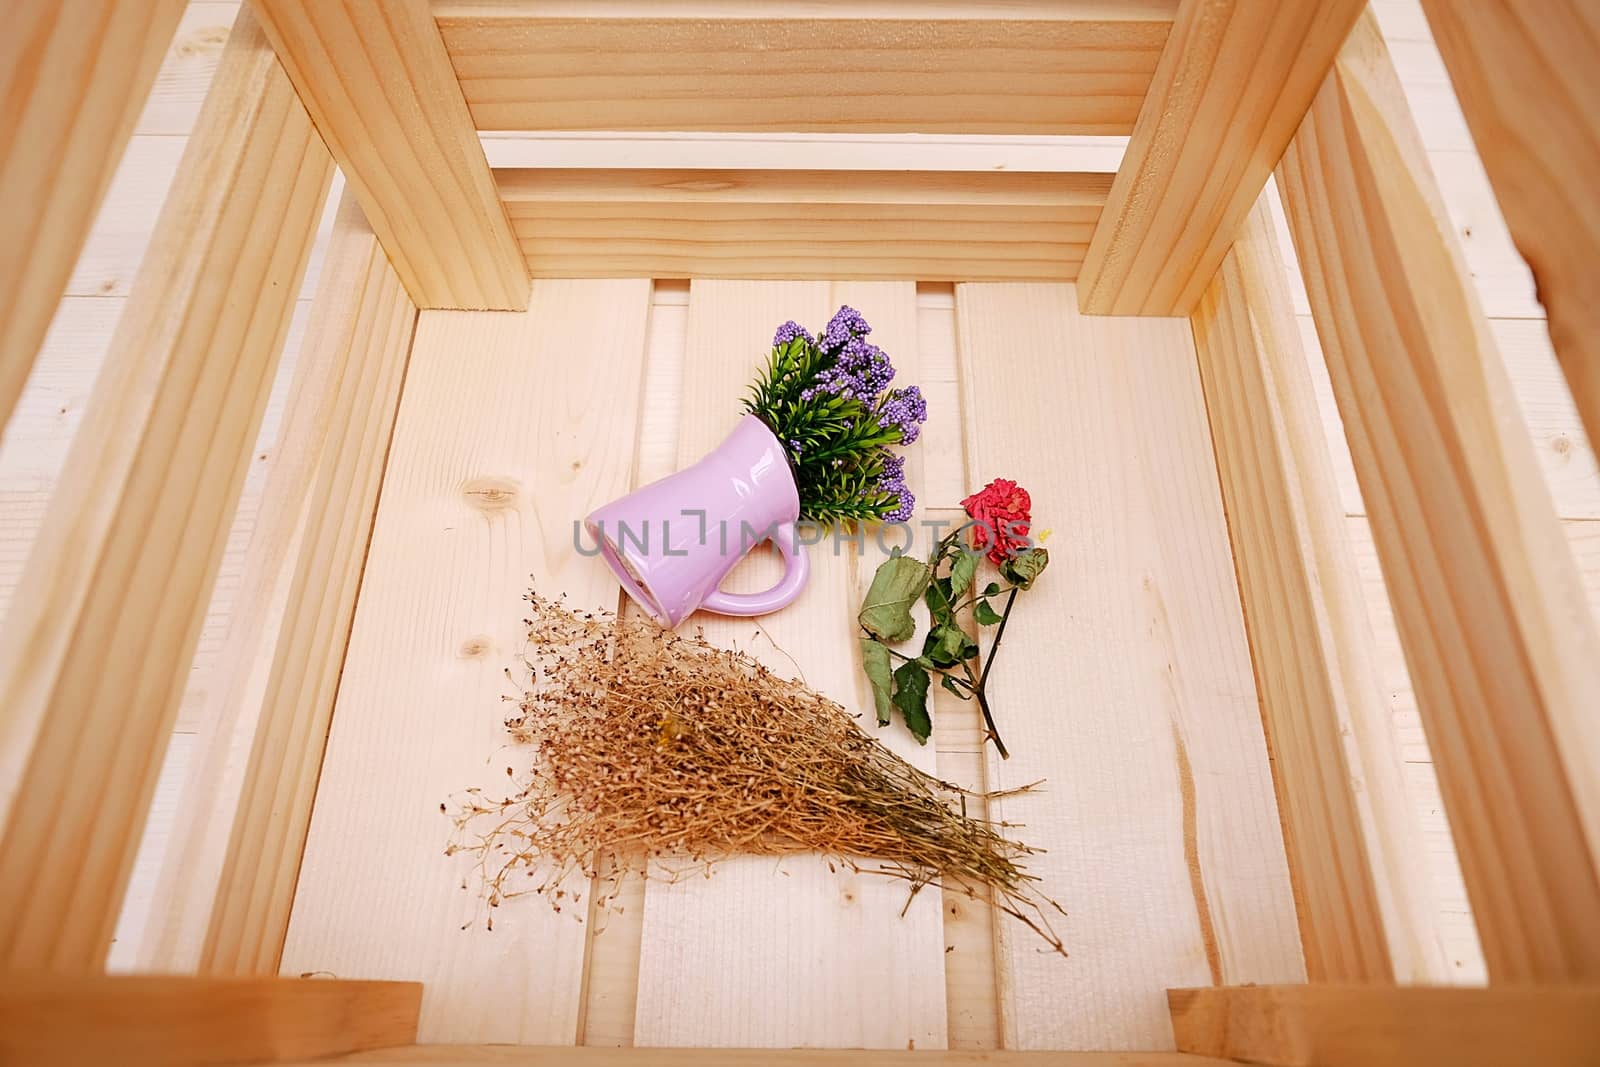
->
584;415;810;627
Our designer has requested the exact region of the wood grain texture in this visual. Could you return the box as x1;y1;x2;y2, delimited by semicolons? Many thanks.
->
1169;983;1600;1067
632;281;947;1050
251;0;527;310
0;8;332;971
1077;0;1365;315
1191;200;1446;984
496;169;1110;281
956;283;1302;1049
1276;10;1600;981
294;1049;1235;1067
136;192;417;974
0;973;419;1067
0;0;184;431
279;281;652;1042
435;0;1173;135
1419;0;1600;468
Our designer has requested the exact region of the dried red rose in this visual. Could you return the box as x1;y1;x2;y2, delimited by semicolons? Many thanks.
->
961;478;1032;564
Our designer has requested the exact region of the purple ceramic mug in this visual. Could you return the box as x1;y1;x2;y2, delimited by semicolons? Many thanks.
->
585;415;810;627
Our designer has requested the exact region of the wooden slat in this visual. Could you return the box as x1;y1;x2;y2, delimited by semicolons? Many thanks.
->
1341;511;1600;985
1191;200;1446;983
292;1049;1235;1066
937;788;1003;1050
569;287;691;1049
1237;125;1544;324
1419;0;1600;465
0;9;332;971
0;973;419;1067
136;192;416;973
1169;984;1600;1067
53;135;1107;299
434;0;1174;135
1287;313;1600;522
202;204;413;978
1396;759;1487;984
135;1;241;136
479;133;1128;174
57;137;344;303
1417;151;1543;320
0;0;184;431
0;297;317;748
1275;10;1600;981
251;0;527;310
497;169;1110;281
955;283;1302;1049
1076;0;1365;315
279;281;651;1042
1352;516;1600;765
916;305;1000;1050
110;733;200;969
632;281;947;1049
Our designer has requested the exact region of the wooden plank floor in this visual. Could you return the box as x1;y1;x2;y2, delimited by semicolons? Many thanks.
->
274;273;1298;1050
1;0;1597;1030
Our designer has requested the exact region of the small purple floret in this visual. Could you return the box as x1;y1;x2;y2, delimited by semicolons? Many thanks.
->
820;305;871;352
883;496;915;524
878;385;928;444
809;337;895;406
877;452;914;522
773;320;813;347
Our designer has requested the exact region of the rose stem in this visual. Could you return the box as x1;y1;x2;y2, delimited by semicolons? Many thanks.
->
973;586;1020;759
971;685;1010;761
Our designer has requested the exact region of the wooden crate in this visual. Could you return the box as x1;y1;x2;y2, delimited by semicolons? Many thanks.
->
2;1;1598;1064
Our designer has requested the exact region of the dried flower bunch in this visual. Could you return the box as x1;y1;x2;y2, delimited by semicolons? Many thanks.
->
744;306;927;525
446;589;1065;955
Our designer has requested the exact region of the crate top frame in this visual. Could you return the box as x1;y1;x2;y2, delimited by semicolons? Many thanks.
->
244;0;1364;311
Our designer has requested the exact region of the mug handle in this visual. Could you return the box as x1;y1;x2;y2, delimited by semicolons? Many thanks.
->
700;522;810;616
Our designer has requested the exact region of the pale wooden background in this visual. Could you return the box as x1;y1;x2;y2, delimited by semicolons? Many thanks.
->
1;0;1595;1002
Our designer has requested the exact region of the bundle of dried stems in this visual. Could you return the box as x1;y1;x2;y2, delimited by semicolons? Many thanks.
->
447;590;1065;954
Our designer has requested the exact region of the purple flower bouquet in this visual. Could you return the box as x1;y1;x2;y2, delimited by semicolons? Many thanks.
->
744;306;927;525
